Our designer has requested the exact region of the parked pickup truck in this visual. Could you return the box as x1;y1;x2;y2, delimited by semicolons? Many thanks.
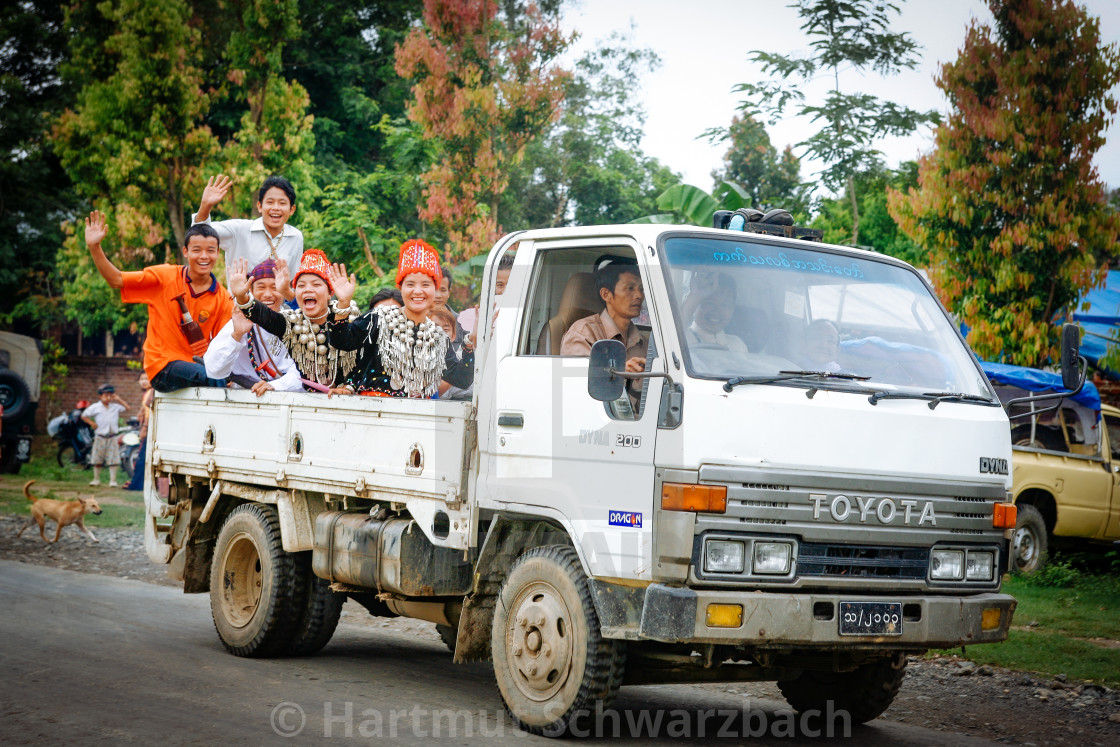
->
144;220;1029;735
983;361;1120;572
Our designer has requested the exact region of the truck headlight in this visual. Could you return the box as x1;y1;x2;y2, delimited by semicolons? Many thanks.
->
930;549;964;580
752;542;792;574
966;551;995;581
703;540;745;573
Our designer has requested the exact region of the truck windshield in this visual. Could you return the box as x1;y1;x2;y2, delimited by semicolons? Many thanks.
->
661;236;992;398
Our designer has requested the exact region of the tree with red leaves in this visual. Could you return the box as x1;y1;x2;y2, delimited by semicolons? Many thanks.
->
395;0;570;261
890;0;1120;367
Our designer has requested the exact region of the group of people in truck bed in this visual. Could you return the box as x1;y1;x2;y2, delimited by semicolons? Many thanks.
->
84;174;516;403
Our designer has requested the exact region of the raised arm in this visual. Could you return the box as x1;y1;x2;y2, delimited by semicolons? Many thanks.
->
441;345;475;389
84;210;122;289
194;174;232;224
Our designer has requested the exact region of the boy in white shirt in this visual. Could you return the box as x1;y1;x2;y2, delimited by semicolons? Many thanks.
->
204;258;304;394
82;384;129;487
191;175;304;300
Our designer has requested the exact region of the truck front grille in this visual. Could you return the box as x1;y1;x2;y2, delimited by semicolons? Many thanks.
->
797;543;929;579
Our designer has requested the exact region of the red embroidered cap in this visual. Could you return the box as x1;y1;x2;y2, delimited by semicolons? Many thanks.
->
291;249;332;292
395;239;441;287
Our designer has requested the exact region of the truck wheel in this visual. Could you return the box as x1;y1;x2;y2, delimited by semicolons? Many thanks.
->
1011;503;1048;574
777;653;907;725
436;624;457;654
0;369;31;422
210;503;300;657
491;545;626;736
284;555;343;656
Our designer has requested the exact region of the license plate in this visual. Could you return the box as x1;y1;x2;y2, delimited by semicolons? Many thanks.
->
839;601;903;636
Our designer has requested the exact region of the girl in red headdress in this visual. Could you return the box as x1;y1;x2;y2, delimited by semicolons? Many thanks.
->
327;239;475;398
229;248;362;390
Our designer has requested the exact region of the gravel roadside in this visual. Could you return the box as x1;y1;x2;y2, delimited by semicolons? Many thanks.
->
3;515;1119;745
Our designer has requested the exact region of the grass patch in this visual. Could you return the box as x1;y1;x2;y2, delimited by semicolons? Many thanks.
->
937;570;1120;687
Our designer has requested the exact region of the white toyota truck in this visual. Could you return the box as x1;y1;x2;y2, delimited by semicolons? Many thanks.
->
143;220;1038;735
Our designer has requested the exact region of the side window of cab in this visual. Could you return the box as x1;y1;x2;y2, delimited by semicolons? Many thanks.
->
516;246;653;420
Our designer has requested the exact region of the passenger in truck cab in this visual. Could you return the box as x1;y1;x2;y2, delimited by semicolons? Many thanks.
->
229;249;362;392
326;239;475;398
680;271;749;354
802;319;842;373
84;210;232;392
204;258;303;395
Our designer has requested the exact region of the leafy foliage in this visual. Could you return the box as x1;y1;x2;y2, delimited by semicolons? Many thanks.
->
813;162;923;263
889;0;1120;367
730;0;938;245
708;114;807;217
0;1;77;333
395;0;571;260
500;33;679;229
632;182;750;227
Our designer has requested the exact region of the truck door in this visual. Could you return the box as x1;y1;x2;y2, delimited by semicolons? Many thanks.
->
1103;412;1120;539
478;239;665;582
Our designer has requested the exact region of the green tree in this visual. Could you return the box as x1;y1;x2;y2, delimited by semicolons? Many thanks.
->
889;0;1120;367
501;33;679;229
731;0;938;245
395;0;572;260
709;114;806;217
0;1;77;333
813;162;922;264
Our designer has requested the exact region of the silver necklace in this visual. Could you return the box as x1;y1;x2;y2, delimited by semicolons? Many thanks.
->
374;305;449;397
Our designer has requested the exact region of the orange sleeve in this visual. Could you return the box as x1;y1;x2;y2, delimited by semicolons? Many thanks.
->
121;266;173;305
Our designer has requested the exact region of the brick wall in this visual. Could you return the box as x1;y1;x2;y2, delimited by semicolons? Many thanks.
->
37;356;145;431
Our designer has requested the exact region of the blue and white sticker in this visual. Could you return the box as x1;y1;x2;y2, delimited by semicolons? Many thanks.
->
608;510;643;528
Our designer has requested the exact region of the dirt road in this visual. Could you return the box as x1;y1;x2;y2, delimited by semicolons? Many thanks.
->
2;514;1120;744
0;559;1006;745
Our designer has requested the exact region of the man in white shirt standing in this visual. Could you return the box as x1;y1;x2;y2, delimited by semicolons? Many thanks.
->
192;175;304;301
204;258;304;395
82;384;129;487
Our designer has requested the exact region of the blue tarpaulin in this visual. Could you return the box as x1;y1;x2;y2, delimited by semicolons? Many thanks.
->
980;360;1101;412
1072;269;1120;373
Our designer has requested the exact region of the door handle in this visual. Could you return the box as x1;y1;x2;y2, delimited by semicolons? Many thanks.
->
498;414;524;428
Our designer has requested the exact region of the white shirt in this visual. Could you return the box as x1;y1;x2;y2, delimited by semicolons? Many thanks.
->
204;320;304;392
686;322;750;353
82;402;125;437
190;214;304;271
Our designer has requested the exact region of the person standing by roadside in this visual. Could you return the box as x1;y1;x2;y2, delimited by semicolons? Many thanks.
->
82;384;129;487
192;174;304;301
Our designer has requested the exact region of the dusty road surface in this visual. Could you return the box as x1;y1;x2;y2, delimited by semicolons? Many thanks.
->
0;560;1005;746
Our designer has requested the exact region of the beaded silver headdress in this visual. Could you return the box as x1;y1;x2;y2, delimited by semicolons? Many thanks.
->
374;305;449;397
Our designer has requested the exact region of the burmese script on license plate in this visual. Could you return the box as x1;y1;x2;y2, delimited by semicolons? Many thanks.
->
838;601;903;636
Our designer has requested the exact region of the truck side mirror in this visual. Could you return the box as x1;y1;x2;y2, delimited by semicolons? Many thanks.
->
588;339;627;402
1061;323;1082;392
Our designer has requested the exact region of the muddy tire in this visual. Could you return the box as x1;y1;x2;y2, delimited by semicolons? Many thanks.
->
1011;503;1048;574
491;545;625;736
284;555;343;657
778;653;907;725
57;444;88;472
1011;425;1065;451
436;624;457;654
209;503;301;657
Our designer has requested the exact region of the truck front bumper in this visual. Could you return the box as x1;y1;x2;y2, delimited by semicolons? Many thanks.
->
592;582;1016;648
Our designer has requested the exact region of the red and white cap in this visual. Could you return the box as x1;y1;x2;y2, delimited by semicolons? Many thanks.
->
395;239;441;287
291;249;332;292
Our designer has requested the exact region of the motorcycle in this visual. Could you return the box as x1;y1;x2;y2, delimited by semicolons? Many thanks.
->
49;403;141;477
49;401;93;472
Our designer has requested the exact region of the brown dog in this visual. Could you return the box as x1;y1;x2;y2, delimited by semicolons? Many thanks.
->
17;480;102;544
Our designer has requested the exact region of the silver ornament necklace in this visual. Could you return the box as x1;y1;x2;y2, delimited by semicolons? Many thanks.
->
374;305;448;397
281;307;357;386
